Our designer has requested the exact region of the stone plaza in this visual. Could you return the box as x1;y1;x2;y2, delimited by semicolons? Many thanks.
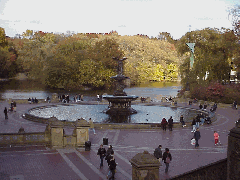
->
0;99;239;179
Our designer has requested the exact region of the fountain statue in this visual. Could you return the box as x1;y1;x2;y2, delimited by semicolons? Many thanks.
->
102;57;138;122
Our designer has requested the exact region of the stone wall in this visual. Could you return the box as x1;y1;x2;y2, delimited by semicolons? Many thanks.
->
170;158;227;180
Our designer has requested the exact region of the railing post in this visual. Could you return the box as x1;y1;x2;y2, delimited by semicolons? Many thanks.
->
48;116;64;149
227;119;240;180
130;151;160;180
74;118;90;147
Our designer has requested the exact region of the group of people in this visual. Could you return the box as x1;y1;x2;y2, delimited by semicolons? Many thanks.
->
59;94;70;103
9;101;17;112
161;115;187;131
199;103;208;110
161;116;174;131
97;144;117;180
3;101;17;119
28;97;38;104
73;94;84;102
192;128;220;148
154;145;172;173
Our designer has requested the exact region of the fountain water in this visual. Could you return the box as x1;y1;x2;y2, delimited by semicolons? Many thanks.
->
102;57;138;122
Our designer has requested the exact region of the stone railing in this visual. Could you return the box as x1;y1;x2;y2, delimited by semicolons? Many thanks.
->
169;158;227;180
0;132;49;147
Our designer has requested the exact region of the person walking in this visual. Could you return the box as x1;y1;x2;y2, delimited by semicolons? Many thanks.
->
89;118;96;134
168;116;173;131
162;148;172;173
214;131;219;146
4;107;8;119
161;118;167;131
199;113;204;125
195;114;200;128
194;128;201;148
105;145;114;165
107;153;117;180
180;115;186;127
13;101;16;112
191;118;196;133
233;101;237;109
199;104;203;110
203;103;207;110
154;145;163;165
97;144;106;168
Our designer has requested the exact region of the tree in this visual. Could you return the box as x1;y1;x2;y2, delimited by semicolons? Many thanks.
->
177;28;238;90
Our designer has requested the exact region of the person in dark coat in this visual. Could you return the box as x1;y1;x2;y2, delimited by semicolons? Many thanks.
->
203;103;207;110
199;104;203;110
180;115;186;127
195;114;201;128
97;144;106;168
161;118;168;131
194;128;201;148
105;145;114;165
4;107;8;119
108;154;117;180
154;145;163;164
162;148;172;173
168;116;173;131
233;101;237;109
191;118;196;133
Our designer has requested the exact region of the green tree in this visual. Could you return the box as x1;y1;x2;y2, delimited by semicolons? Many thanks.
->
177;28;238;90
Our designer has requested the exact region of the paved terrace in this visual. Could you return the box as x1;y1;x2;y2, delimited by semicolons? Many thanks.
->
0;99;239;180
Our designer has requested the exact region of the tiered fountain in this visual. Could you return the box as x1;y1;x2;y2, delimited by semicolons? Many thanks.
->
102;57;138;122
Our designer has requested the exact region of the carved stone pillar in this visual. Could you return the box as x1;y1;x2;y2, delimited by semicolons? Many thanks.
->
130;151;160;180
227;119;240;180
74;118;90;147
48;116;64;149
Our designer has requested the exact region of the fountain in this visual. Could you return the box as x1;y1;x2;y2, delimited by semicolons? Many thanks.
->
102;57;138;122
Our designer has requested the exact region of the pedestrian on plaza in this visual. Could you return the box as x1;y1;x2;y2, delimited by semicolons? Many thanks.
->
203;103;207;110
13;101;16;112
161;118;168;131
233;101;237;109
214;131;219;146
4;107;8;119
199;113;205;125
168;116;173;131
194;128;201;148
105;145;114;165
97;144;106;168
107;152;117;180
191;118;196;133
89;118;96;134
154;145;163;165
199;104;203;110
180;115;186;127
47;96;50;103
162;148;172;173
195;114;200;128
66;95;69;103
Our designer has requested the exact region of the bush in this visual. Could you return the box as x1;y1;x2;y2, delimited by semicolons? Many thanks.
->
187;82;240;104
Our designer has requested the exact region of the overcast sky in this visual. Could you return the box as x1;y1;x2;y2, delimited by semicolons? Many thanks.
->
0;0;239;39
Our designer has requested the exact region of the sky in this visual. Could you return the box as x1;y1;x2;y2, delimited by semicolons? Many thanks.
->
0;0;239;39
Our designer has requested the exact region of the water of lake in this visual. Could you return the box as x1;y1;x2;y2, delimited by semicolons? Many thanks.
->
0;80;181;101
